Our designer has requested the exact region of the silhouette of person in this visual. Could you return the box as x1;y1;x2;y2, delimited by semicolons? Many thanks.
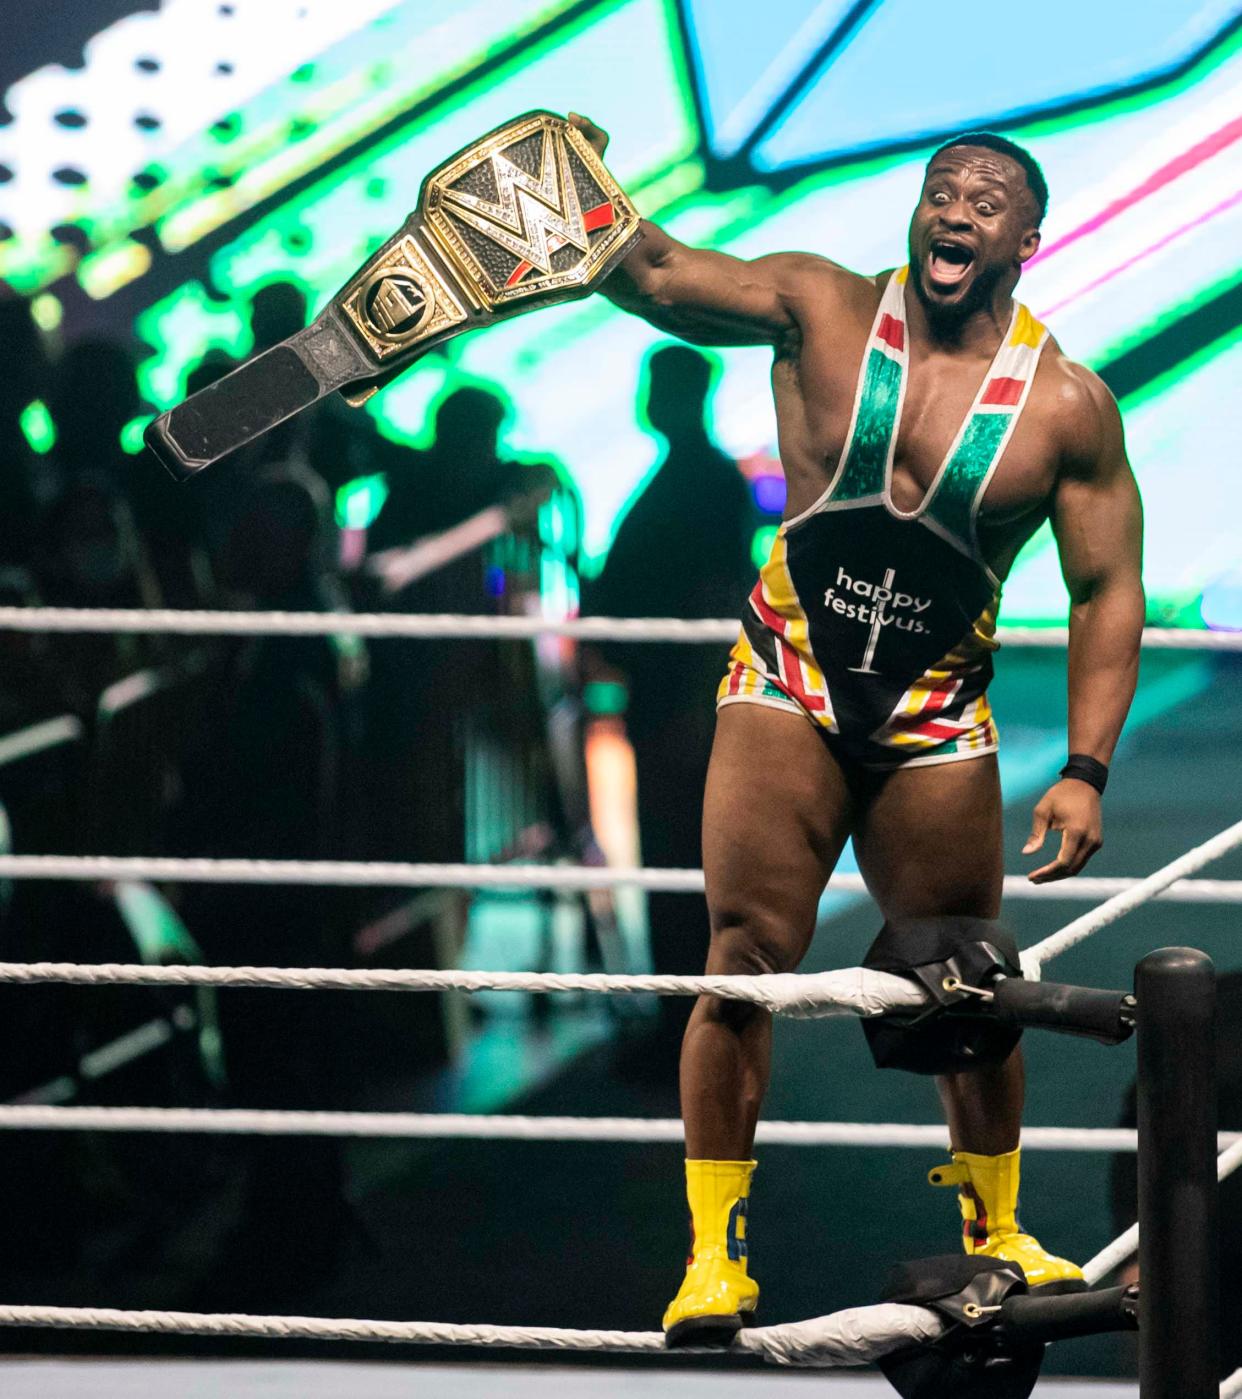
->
173;466;361;1305
47;337;141;491
364;386;570;865
0;287;48;567
589;345;755;1056
249;281;307;355
175;282;333;590
34;475;160;703
368;385;540;550
0;567;71;732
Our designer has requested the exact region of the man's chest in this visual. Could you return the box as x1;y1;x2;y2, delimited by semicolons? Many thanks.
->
785;322;1062;524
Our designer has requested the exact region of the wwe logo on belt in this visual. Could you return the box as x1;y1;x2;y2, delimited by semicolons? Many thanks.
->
426;112;625;305
441;125;592;278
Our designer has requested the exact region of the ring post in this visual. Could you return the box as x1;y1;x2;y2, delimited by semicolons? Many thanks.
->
1136;947;1217;1396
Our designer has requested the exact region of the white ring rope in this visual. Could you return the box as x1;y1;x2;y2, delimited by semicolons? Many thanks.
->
0;960;924;1018
1081;1136;1242;1287
1;853;1239;904
0;1299;945;1366
0;1147;1229;1366
1223;1364;1242;1399
0;1138;1229;1362
0;815;1237;1014
1021;816;1242;975
7;1105;1238;1152
1081;1223;1140;1291
0;614;1232;1365
0;605;1239;648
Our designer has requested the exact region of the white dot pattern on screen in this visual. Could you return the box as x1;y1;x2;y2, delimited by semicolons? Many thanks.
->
0;0;404;240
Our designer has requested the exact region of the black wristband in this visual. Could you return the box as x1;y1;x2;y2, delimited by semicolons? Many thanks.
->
1060;753;1108;795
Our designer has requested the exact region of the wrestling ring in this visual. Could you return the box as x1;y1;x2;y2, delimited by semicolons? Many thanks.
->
0;604;1240;1397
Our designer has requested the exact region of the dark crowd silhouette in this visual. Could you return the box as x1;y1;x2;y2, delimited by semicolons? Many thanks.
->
0;282;762;1320
586;345;756;1063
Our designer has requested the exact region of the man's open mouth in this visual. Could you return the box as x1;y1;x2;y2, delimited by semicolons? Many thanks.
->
927;239;974;288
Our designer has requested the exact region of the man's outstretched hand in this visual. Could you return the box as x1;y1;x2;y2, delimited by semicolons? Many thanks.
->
568;112;609;158
1023;780;1103;882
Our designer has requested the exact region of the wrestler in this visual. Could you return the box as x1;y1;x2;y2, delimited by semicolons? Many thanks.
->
568;114;1145;1346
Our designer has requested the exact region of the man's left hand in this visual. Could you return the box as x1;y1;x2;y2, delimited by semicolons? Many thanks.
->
1023;780;1103;883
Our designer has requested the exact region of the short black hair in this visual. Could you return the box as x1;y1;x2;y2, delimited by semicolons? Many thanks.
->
926;132;1048;224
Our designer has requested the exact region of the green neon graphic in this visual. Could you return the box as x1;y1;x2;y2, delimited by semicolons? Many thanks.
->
1119;316;1242;416
751;524;779;570
1093;268;1242;389
336;474;390;531
30;293;63;332
2;3;1230;632
19;400;55;455
2;4;583;296
135;282;249;409
120;416;154;455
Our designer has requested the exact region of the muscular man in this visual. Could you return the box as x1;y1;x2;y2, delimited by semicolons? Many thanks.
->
569;114;1145;1346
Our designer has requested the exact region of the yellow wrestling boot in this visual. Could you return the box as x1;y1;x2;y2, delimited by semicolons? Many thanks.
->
662;1159;759;1348
929;1146;1086;1293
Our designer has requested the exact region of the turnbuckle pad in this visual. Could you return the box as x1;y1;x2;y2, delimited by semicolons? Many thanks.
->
875;1254;1139;1398
860;916;1136;1072
877;1254;1042;1399
861;916;1025;1074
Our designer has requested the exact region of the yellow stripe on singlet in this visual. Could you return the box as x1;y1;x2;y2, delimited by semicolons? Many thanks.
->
733;633;763;696
1009;303;1046;349
759;531;830;709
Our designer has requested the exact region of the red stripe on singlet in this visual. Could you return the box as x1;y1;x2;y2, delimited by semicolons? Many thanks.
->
888;678;962;739
981;376;1024;406
749;580;787;636
920;679;960;712
911;718;969;742
876;313;905;352
747;583;825;713
781;645;826;712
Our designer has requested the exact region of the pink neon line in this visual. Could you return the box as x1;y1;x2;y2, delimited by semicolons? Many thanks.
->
1037;186;1242;321
1029;112;1242;267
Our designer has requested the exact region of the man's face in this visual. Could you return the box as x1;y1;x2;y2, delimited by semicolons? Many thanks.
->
907;146;1041;313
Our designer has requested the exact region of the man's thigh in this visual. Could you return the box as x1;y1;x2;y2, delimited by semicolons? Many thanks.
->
701;704;855;967
853;754;1004;921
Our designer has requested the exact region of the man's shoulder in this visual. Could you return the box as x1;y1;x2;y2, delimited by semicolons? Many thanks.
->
1034;340;1124;470
1037;342;1113;410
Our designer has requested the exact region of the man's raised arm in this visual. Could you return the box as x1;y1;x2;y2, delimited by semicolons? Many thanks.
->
570;113;821;348
1024;366;1145;883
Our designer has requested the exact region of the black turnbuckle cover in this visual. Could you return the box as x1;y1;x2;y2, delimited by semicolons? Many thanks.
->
877;1254;1043;1399
861;916;1024;1074
875;1257;1139;1399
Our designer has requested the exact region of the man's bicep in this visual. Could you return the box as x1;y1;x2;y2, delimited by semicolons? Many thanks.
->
656;247;802;342
1052;383;1143;600
607;224;810;345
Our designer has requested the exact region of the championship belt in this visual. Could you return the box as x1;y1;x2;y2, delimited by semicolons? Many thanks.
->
144;111;641;480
